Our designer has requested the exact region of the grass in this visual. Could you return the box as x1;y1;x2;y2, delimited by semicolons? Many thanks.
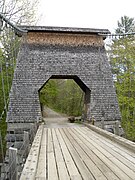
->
75;119;82;124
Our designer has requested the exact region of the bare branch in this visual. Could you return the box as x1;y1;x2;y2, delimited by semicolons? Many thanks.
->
1;0;39;25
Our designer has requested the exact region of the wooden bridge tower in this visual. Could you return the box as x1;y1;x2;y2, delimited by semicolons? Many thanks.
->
7;26;121;141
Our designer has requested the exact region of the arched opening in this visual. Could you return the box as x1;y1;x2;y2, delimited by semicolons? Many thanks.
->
38;75;91;122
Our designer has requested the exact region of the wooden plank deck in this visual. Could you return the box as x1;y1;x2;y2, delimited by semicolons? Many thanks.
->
21;126;135;180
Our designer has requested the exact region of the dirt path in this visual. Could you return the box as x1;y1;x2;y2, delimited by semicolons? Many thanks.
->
43;106;83;128
43;106;66;118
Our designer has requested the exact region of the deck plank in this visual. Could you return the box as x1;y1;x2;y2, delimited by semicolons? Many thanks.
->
82;127;135;160
22;125;135;180
47;129;58;180
79;127;135;171
35;128;46;179
74;127;134;180
52;128;70;180
66;127;119;180
59;128;96;180
55;128;82;180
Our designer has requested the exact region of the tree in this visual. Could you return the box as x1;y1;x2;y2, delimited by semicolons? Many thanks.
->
0;0;39;162
39;79;84;117
116;15;135;34
0;0;40;117
109;16;135;141
0;0;39;25
0;0;39;119
39;79;60;107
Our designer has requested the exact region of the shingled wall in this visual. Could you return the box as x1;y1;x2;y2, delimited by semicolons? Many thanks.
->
7;27;121;126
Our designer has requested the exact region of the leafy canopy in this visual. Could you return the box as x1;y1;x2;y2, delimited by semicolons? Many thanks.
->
109;16;135;141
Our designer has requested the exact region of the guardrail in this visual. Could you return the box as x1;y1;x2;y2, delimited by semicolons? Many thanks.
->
1;122;39;180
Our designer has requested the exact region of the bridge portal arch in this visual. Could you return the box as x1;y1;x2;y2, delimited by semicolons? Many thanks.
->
38;75;91;119
7;26;121;129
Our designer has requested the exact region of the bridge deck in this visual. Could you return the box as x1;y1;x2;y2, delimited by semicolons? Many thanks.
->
21;126;135;180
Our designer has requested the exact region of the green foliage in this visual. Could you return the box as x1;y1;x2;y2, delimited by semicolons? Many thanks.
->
39;79;84;116
0;46;15;161
0;0;39;163
116;15;135;34
0;114;7;163
0;49;15;113
0;30;20;164
39;79;59;106
110;25;135;141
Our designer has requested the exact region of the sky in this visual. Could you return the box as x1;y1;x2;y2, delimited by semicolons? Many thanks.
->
37;0;135;33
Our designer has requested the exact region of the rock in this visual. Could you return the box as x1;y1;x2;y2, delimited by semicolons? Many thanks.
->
68;116;75;123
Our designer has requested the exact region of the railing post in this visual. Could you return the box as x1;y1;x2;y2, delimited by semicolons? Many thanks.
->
23;131;29;158
30;124;36;143
114;120;120;136
101;117;104;129
9;147;18;180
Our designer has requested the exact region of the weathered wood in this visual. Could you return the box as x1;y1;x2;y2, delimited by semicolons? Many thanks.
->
7;128;30;134
114;120;120;135
7;123;35;131
20;126;135;180
47;129;58;180
55;128;82;180
35;128;46;179
23;131;29;158
52;129;70;180
81;127;135;167
9;147;18;180
7;142;23;150
75;127;135;179
6;134;24;142
27;31;104;46
29;123;38;143
20;125;43;180
84;123;135;153
60;128;95;180
67;128;118;180
101;117;104;129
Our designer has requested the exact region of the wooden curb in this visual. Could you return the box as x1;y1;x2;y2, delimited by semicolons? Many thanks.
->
83;123;135;153
20;124;44;180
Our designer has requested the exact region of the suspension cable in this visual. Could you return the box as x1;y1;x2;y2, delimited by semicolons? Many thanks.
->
99;31;135;38
0;13;27;36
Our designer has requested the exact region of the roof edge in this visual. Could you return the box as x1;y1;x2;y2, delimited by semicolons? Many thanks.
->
19;26;110;35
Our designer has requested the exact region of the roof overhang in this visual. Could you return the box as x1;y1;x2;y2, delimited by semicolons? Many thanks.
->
20;26;110;39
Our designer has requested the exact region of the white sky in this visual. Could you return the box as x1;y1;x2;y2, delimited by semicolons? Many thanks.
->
37;0;135;33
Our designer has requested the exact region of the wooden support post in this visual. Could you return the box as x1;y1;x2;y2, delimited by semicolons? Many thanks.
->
30;125;35;143
29;127;33;143
34;123;37;134
91;116;95;125
9;147;18;180
114;120;120;136
23;131;29;158
0;163;2;178
101;117;104;129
